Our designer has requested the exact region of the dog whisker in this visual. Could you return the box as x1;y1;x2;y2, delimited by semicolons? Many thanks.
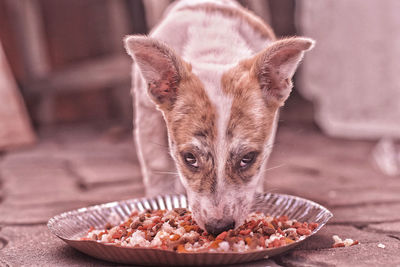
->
264;163;286;171
258;163;286;176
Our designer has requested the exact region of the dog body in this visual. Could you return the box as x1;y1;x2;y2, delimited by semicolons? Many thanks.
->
125;0;313;235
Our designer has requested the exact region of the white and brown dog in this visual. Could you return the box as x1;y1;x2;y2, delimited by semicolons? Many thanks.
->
124;0;314;235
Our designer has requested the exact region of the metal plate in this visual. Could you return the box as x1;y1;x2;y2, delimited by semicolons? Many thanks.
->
48;193;332;266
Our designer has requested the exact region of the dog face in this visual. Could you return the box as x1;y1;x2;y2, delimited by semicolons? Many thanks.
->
125;36;314;235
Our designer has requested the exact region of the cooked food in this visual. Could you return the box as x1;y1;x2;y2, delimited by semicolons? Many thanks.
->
81;208;318;252
332;235;359;248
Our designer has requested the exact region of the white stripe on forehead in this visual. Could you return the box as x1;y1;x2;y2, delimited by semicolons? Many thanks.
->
192;63;232;193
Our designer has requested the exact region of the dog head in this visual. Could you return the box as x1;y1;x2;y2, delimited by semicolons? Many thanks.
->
125;36;314;235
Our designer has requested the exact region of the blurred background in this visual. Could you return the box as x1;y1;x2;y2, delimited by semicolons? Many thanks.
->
0;0;298;146
1;1;400;265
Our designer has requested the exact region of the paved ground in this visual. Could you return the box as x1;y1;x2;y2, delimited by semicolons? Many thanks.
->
1;98;400;266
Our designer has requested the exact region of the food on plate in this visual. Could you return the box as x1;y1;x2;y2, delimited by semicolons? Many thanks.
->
81;208;318;252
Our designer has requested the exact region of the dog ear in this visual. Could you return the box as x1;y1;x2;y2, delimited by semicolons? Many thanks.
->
252;37;315;107
124;35;189;110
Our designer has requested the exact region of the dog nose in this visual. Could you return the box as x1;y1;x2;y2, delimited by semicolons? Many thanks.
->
205;219;235;236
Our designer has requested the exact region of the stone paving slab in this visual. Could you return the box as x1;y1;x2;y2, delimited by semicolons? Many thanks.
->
274;224;400;267
0;181;145;225
0;225;120;266
0;181;143;210
329;203;400;225
71;158;141;189
277;242;400;267
1;157;74;195
2;125;137;165
366;222;400;238
264;161;400;208
0;126;145;228
266;124;400;208
293;225;395;251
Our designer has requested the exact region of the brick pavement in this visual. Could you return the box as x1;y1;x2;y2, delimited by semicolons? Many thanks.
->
0;120;399;266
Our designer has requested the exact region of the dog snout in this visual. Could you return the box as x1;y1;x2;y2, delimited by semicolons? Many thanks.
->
204;218;235;236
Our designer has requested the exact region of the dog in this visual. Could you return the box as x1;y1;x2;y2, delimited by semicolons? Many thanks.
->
124;0;314;236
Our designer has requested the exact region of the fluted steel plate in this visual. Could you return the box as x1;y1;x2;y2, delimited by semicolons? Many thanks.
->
48;193;332;266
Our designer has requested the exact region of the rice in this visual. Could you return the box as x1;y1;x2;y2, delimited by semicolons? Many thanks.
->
332;234;359;248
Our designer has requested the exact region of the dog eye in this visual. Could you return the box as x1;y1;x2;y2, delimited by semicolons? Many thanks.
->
183;153;199;168
239;152;256;168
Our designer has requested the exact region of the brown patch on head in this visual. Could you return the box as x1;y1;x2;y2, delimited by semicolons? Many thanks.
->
125;36;218;194
163;72;218;194
220;37;315;185
147;69;178;106
221;59;276;185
